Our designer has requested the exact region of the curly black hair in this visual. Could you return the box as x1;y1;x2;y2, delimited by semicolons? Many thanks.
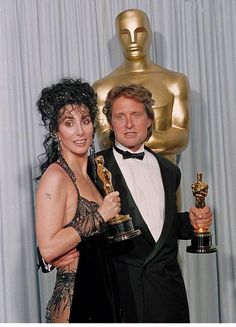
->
36;77;97;177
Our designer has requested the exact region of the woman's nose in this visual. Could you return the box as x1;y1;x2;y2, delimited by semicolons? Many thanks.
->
75;123;84;135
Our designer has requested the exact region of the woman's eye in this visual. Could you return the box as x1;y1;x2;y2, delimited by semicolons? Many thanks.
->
65;121;73;127
82;118;91;125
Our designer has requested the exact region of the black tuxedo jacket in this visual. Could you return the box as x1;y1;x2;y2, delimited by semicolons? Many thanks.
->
96;146;193;323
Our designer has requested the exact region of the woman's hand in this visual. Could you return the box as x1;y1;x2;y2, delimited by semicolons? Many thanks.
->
98;191;121;222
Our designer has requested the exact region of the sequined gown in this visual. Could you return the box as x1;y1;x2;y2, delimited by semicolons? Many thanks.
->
45;162;122;323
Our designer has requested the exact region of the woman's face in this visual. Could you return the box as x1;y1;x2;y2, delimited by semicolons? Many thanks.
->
57;104;93;158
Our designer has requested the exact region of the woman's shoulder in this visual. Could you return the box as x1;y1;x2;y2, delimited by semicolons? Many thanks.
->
38;163;69;189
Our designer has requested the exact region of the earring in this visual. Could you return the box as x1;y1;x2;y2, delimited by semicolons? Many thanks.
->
50;132;60;153
89;139;95;158
89;139;97;182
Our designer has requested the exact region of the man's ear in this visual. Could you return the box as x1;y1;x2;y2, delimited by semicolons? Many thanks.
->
147;118;152;128
109;123;113;131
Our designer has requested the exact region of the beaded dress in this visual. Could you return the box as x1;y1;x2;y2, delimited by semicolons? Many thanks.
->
45;159;122;323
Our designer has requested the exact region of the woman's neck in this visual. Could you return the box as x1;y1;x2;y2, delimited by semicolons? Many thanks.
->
60;153;88;177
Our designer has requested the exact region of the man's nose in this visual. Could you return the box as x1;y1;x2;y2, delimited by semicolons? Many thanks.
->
125;116;134;128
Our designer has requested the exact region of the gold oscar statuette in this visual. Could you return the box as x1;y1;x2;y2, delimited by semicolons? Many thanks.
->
95;155;141;242
187;172;217;254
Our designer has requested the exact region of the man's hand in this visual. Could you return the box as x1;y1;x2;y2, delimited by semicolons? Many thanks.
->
189;206;213;232
51;248;80;268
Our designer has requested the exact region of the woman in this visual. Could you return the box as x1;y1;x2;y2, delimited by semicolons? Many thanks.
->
35;78;122;323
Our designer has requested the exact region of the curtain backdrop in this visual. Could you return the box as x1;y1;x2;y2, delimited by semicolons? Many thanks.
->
0;0;235;323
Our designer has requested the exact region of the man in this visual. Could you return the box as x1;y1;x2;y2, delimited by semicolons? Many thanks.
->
93;84;212;323
93;9;189;164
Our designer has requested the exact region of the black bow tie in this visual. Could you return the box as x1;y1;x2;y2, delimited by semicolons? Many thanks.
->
114;145;145;160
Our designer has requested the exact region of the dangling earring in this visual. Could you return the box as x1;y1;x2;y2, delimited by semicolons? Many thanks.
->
51;132;61;154
89;138;95;158
89;138;97;182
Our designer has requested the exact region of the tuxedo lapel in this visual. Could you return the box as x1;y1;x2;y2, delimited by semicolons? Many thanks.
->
144;150;176;265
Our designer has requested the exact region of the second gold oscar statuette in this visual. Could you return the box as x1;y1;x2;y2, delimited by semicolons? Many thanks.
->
187;172;217;254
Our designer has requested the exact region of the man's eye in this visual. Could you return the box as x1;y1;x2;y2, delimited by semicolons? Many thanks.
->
116;115;124;120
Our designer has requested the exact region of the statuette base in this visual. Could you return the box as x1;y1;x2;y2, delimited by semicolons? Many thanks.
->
107;214;141;242
187;232;217;254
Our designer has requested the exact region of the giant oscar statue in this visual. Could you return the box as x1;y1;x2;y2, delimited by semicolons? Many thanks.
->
93;8;190;165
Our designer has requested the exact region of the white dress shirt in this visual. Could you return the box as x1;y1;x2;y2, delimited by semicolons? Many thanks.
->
113;142;165;242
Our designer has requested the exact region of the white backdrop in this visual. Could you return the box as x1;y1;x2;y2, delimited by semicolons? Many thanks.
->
0;0;235;323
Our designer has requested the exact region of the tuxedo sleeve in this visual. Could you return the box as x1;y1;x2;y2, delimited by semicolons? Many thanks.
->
174;163;193;239
177;211;194;240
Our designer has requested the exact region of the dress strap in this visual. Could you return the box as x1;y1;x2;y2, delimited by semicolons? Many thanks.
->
56;155;81;222
56;155;80;194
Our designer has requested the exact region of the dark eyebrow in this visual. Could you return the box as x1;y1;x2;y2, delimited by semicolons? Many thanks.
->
81;113;91;119
60;114;74;122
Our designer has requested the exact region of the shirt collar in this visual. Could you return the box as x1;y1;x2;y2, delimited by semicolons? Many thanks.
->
114;142;145;154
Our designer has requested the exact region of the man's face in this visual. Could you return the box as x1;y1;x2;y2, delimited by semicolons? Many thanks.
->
110;96;152;152
116;10;151;60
